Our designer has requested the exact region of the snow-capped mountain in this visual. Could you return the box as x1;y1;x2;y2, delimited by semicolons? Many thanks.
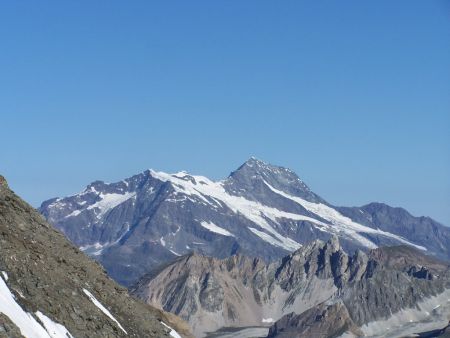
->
39;158;450;286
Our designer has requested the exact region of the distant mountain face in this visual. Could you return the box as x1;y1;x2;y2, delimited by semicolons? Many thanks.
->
39;158;450;286
131;237;450;337
0;176;191;338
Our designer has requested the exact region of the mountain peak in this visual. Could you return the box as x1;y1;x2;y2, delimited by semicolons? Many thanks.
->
243;156;269;166
230;157;295;181
225;158;325;204
240;157;288;171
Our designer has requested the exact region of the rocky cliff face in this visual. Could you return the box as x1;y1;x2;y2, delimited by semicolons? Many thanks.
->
131;236;450;337
267;302;363;338
39;158;450;286
0;176;192;338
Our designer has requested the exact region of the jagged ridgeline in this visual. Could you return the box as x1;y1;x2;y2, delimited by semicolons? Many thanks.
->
131;237;450;338
39;158;450;287
0;176;192;338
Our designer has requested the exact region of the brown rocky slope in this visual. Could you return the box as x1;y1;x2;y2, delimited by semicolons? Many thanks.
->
0;175;192;338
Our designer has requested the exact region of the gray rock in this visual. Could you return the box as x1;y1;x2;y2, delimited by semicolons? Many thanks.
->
0;314;24;338
131;236;450;337
266;302;363;338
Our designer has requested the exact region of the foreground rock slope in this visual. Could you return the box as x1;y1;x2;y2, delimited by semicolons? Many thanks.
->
0;175;192;338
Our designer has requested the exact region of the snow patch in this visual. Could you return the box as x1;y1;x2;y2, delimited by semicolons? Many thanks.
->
169;249;181;256
83;288;127;334
200;221;234;237
79;223;131;256
160;237;166;247
161;322;182;338
87;192;136;218
35;311;73;338
262;318;274;323
65;209;81;218
79;242;106;256
248;227;292;249
0;276;72;338
1;271;8;281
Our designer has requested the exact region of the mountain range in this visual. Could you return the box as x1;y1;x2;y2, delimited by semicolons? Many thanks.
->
39;158;450;287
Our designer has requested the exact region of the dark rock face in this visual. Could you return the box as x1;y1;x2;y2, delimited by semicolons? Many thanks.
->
444;323;450;337
267;302;363;338
131;236;450;337
341;245;450;327
0;178;191;338
39;158;450;286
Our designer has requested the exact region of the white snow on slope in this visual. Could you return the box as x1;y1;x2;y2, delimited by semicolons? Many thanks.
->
150;170;302;251
161;322;182;338
79;242;107;256
35;311;73;338
200;221;234;237
248;228;289;249
169;249;181;256
79;223;132;256
0;276;72;338
160;237;166;247
64;191;136;220
1;271;8;281
262;180;426;250
65;209;81;218
83;288;127;334
150;169;427;251
87;192;136;218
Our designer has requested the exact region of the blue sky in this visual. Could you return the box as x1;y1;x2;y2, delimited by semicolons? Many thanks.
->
1;1;449;224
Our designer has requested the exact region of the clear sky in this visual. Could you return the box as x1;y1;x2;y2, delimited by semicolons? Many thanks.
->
1;1;449;225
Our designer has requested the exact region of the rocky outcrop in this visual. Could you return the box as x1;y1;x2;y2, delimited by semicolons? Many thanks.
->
131;236;450;337
0;314;23;338
267;302;363;338
0;176;192;338
39;158;450;286
131;253;274;336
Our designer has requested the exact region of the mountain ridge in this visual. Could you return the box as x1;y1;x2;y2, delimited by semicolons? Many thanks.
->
130;236;450;337
39;159;450;286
